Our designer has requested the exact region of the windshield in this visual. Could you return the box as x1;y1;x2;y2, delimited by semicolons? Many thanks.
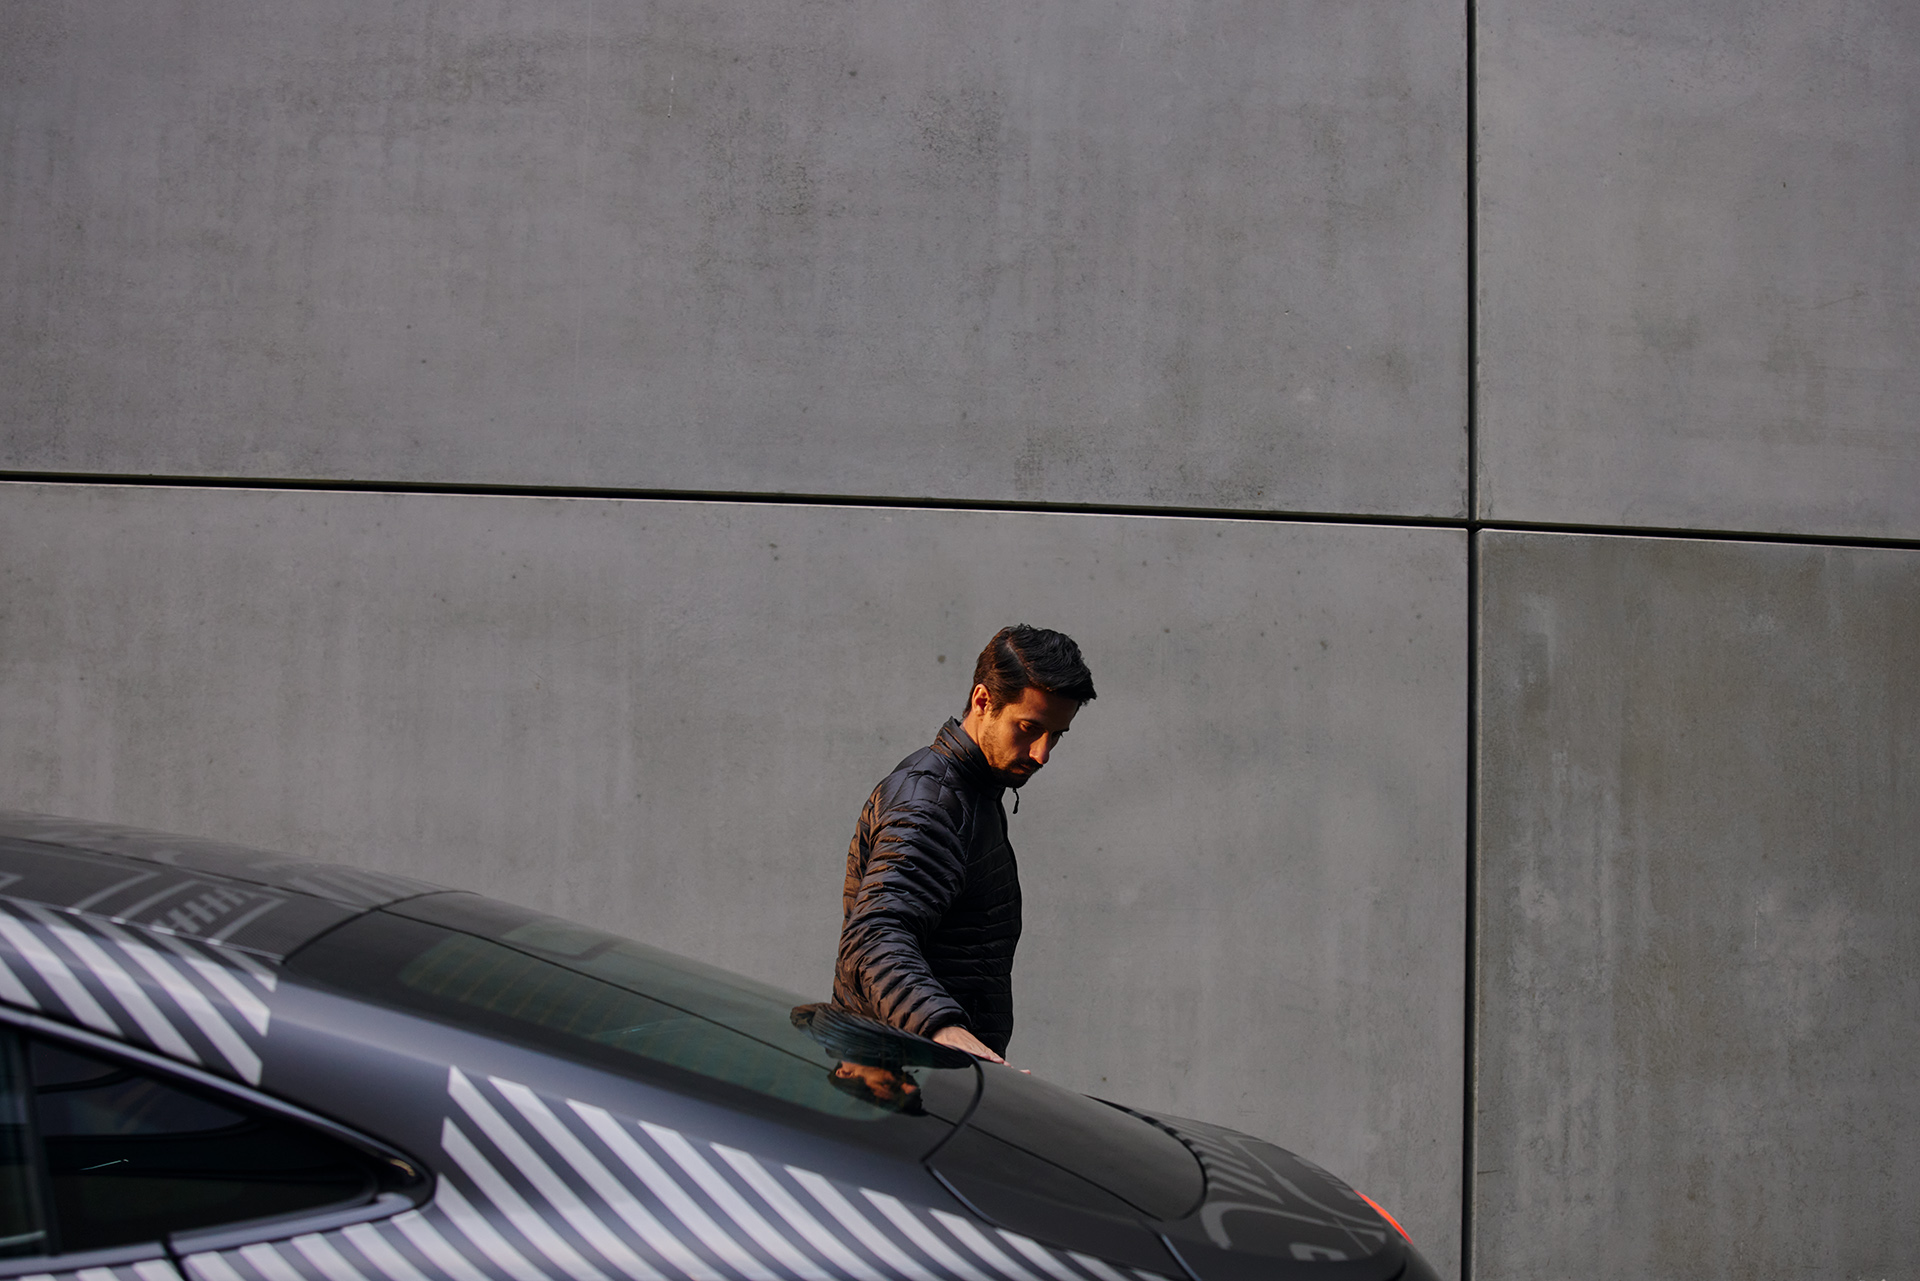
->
289;893;972;1123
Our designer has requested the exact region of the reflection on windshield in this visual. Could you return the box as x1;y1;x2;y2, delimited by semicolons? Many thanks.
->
826;1062;923;1114
299;896;981;1125
786;1003;977;1116
787;1003;974;1070
393;924;894;1119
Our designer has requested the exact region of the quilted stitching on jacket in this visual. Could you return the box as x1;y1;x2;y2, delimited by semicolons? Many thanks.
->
833;719;1021;1055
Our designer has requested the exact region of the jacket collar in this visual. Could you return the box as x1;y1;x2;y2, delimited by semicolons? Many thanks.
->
932;718;1005;796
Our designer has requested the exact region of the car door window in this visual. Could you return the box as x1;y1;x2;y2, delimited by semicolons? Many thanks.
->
25;1036;381;1253
0;1032;46;1258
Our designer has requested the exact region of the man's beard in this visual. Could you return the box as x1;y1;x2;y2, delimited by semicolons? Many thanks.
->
999;764;1038;789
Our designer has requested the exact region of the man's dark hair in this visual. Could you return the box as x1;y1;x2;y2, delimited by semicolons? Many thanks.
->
968;625;1097;711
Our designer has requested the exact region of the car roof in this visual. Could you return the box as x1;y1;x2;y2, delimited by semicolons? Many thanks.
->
0;810;441;960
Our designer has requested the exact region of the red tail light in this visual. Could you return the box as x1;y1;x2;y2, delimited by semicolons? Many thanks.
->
1354;1190;1410;1242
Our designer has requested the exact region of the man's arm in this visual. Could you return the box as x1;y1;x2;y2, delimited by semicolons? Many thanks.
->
836;778;980;1044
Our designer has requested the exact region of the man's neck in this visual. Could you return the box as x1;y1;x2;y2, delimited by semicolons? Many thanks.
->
956;712;988;751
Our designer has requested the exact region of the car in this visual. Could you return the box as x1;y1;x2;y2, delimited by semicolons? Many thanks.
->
0;811;1439;1281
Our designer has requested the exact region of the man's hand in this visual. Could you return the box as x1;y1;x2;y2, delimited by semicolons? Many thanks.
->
932;1024;1007;1065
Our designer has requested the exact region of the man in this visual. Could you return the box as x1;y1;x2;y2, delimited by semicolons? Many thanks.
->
833;625;1096;1064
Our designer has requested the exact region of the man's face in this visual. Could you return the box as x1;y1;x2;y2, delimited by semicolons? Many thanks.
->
963;684;1081;788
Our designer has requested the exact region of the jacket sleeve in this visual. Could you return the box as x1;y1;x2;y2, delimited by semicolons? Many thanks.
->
836;774;971;1039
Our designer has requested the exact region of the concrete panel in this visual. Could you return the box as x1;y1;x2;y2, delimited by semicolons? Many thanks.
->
1;1;1465;517
1475;531;1920;1278
1477;0;1920;539
0;482;1467;1269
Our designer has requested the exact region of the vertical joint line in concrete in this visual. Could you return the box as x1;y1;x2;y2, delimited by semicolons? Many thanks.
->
1461;527;1479;1281
1464;0;1480;530
1461;1;1480;1277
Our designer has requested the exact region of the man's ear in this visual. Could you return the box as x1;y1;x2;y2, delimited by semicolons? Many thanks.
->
969;684;992;715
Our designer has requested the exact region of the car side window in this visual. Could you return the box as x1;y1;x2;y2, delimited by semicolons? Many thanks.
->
10;1030;382;1255
0;1032;46;1258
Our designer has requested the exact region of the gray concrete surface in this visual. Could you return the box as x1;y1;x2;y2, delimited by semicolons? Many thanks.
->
1475;530;1920;1279
1476;0;1920;539
0;482;1467;1269
1;0;1466;518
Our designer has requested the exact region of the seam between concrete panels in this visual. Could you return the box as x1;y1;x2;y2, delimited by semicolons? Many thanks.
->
1462;534;1480;1281
1462;0;1480;1272
6;475;1920;552
1464;0;1480;532
0;472;1473;530
1459;518;1920;551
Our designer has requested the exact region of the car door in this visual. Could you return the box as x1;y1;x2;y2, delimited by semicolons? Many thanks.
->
0;1021;419;1281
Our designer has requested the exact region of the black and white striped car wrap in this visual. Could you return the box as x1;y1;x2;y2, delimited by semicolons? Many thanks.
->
12;1256;186;1281
0;815;435;916
0;897;273;1084
0;892;1182;1281
1164;1121;1389;1262
0;816;1439;1281
178;1070;1174;1281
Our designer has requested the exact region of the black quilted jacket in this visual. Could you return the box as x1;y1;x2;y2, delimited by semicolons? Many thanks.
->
833;719;1021;1055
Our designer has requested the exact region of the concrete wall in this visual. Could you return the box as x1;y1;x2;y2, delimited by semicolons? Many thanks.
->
5;0;1919;1277
0;0;1466;517
1474;532;1920;1278
1477;0;1920;539
1466;2;1920;1274
0;483;1465;1263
